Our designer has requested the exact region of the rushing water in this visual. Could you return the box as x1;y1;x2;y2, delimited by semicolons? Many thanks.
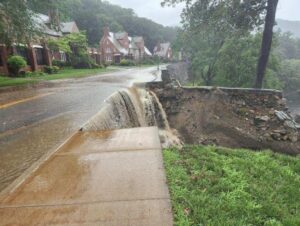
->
82;87;182;147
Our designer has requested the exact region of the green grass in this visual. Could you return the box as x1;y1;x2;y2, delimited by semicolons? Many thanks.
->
0;67;116;87
163;146;300;226
110;64;155;70
0;76;38;87
40;67;116;80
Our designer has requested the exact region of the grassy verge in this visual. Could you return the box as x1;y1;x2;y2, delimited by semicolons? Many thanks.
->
0;67;116;88
0;76;39;87
110;64;155;70
164;146;300;226
40;67;116;80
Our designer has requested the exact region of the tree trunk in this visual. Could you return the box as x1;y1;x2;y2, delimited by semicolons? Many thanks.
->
254;0;279;89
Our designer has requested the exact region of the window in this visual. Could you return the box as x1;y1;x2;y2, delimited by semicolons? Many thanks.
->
0;49;3;66
60;52;67;62
106;56;112;62
35;48;46;65
16;46;30;64
106;48;111;53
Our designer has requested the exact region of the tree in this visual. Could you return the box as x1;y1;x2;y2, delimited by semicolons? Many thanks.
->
48;32;94;68
0;0;71;47
255;0;279;89
0;0;37;46
33;0;178;49
163;0;279;89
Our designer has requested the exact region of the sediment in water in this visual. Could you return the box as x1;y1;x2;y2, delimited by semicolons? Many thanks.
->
82;87;181;148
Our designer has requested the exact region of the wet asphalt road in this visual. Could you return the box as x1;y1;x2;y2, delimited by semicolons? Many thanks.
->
0;67;159;192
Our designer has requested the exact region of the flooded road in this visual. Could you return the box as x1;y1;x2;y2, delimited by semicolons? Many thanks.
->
0;67;159;192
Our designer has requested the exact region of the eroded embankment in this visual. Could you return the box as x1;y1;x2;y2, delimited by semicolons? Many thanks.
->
81;87;181;148
147;82;300;155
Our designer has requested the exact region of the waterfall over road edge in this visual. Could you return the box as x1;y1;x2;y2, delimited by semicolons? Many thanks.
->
81;87;182;148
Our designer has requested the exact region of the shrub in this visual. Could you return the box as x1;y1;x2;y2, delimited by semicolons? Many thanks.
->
24;71;46;77
52;60;69;68
141;58;156;65
44;66;60;74
120;59;136;66
7;56;27;76
70;55;94;69
91;62;103;69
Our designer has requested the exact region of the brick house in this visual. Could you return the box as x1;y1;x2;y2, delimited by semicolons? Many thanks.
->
88;47;101;65
153;42;173;60
0;13;80;76
100;27;152;64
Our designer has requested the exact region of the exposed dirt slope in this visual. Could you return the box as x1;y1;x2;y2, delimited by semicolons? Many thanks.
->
150;85;300;155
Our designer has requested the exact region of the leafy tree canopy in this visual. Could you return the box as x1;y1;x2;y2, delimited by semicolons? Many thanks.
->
0;0;36;46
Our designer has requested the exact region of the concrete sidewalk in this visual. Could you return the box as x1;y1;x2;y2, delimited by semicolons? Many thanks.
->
0;127;173;225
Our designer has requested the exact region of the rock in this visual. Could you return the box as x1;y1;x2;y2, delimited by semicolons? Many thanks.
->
295;114;300;124
289;135;298;143
284;120;300;130
273;130;288;135
254;116;270;126
277;98;287;106
269;110;275;115
214;115;220;120
236;100;246;106
161;70;172;84
275;111;292;121
264;133;273;141
271;133;281;141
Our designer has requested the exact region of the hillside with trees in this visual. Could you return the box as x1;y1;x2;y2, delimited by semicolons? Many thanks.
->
29;0;178;51
166;0;300;94
276;19;300;38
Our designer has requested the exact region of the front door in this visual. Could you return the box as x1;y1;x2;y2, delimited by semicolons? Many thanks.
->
114;55;121;64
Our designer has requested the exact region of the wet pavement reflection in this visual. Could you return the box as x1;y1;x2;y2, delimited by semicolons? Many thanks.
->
0;67;158;192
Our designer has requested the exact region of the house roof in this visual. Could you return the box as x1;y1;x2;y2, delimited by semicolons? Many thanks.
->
108;32;128;55
154;42;171;57
132;36;143;43
34;13;79;37
144;46;152;56
102;29;151;56
129;40;138;50
115;32;127;40
61;22;78;34
33;13;62;37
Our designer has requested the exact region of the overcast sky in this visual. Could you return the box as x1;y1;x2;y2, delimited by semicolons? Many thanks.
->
107;0;300;27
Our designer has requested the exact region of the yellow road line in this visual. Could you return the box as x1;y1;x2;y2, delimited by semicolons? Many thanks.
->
0;93;53;110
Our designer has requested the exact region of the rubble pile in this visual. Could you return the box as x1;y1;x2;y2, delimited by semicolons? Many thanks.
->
146;78;300;155
234;101;300;143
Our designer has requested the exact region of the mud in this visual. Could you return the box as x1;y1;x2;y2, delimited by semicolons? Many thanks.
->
148;84;300;155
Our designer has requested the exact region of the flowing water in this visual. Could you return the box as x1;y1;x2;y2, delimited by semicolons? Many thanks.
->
82;87;181;148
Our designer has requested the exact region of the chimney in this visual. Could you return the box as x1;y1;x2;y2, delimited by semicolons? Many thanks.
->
48;9;60;31
156;42;161;51
103;26;110;36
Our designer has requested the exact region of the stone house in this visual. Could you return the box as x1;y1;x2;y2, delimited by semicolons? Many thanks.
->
99;27;152;64
0;13;80;76
153;42;172;60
